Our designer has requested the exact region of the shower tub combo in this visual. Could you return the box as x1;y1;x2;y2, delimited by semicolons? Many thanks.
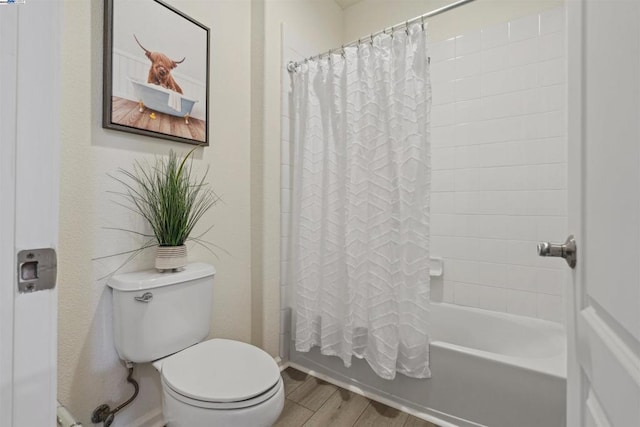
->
289;303;566;427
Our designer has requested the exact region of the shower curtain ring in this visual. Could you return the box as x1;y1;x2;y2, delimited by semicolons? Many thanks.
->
341;45;346;58
406;20;410;35
421;16;425;31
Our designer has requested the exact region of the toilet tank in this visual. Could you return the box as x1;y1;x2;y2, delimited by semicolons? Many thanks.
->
108;262;215;363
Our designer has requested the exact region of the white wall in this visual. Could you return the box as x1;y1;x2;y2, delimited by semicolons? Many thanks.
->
428;7;567;321
58;1;252;425
343;0;563;42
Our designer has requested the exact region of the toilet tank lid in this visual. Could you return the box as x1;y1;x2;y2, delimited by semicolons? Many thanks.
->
107;262;215;292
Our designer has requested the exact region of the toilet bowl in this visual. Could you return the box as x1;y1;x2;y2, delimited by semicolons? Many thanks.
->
153;339;284;427
107;263;284;426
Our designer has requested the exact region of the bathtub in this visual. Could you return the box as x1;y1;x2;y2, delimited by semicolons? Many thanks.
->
129;77;198;122
289;303;566;427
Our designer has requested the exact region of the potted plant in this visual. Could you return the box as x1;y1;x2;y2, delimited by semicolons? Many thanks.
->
112;147;218;271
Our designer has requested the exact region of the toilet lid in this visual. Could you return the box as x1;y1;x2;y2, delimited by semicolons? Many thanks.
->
161;339;281;403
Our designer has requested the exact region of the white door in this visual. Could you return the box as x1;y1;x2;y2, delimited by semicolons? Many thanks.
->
0;1;61;426
565;1;640;426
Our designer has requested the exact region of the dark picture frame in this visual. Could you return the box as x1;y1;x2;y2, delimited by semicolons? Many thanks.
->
103;0;210;146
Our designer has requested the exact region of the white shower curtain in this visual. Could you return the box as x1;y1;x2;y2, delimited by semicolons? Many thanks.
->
290;23;431;380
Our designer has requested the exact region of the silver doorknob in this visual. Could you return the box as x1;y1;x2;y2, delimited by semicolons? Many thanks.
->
537;235;577;269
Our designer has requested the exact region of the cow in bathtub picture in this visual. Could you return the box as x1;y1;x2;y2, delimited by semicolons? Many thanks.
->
135;35;185;95
103;0;209;145
130;35;197;124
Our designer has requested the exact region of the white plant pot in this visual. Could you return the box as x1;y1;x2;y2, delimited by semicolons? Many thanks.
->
155;245;187;271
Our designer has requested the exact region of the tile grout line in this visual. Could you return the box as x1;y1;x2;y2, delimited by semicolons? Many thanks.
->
285;378;305;397
293;376;339;413
402;413;421;427
296;398;315;427
313;387;340;413
285;368;312;392
351;401;373;427
277;398;314;427
300;388;339;426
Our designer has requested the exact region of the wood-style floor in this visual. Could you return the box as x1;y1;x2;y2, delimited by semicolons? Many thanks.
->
110;96;206;142
275;367;439;427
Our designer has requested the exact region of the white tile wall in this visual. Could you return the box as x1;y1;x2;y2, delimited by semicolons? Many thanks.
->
429;7;567;322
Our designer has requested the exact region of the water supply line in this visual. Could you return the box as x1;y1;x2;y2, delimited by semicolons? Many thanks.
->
91;363;139;427
57;401;83;427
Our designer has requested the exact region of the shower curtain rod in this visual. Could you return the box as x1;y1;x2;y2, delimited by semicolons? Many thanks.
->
287;0;477;72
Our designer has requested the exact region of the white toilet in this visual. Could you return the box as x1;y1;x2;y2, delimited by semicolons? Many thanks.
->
108;263;284;427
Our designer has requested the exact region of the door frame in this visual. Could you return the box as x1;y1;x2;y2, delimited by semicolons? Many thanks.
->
0;1;61;425
0;5;19;427
566;0;585;425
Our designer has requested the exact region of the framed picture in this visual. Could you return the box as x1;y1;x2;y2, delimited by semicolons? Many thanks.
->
103;0;210;146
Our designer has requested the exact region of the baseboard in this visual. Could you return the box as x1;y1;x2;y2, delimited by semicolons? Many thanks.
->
131;408;164;427
275;356;290;371
287;361;462;427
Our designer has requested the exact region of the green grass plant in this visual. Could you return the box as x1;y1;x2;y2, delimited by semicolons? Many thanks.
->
111;147;218;247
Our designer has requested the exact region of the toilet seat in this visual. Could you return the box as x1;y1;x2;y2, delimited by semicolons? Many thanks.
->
163;376;283;410
158;338;282;410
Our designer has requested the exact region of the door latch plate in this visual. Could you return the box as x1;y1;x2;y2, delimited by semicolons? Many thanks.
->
17;248;57;293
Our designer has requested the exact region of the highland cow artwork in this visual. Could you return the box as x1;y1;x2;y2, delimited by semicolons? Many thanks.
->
103;0;210;145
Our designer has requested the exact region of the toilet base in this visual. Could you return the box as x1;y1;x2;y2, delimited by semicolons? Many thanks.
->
162;377;285;427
